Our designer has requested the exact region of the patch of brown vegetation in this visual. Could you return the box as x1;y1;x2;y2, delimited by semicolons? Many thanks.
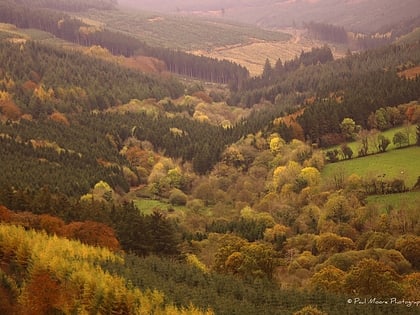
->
97;157;116;168
122;55;167;73
273;108;306;140
49;112;70;126
148;16;164;23
277;108;305;126
398;65;420;79
22;80;38;92
0;99;22;120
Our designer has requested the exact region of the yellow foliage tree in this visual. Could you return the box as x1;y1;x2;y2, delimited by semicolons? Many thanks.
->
299;167;321;187
34;84;55;102
316;233;355;255
344;258;403;297
269;134;285;154
310;265;346;293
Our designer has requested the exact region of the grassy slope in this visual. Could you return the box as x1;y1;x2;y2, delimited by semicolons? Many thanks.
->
78;9;290;51
322;146;420;188
367;191;420;212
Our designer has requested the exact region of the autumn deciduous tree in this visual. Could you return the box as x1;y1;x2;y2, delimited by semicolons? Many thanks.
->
49;111;70;126
63;221;120;251
214;235;278;279
323;194;353;224
395;235;420;269
0;205;13;222
357;129;370;156
295;204;321;234
169;188;188;206
0;99;22;120
38;214;65;235
269;134;285;154
214;234;246;271
316;233;355;255
310;265;345;293
19;269;65;315
344;258;403;297
299;167;321;187
0;270;18;315
340;117;358;140
403;272;420;300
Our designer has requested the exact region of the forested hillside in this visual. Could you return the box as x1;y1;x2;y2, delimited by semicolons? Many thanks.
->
0;0;250;87
120;0;420;34
1;1;420;314
231;42;420;145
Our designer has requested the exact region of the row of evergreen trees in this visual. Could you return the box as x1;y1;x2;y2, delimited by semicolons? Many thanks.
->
304;21;348;44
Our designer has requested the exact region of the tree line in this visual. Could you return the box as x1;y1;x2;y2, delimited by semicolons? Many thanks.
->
304;21;348;44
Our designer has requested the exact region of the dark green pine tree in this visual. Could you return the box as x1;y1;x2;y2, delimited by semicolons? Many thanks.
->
261;58;273;82
148;210;180;256
116;204;152;256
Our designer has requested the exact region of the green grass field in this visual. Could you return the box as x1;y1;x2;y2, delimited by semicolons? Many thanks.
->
322;146;420;188
134;198;170;215
366;191;420;211
133;198;188;215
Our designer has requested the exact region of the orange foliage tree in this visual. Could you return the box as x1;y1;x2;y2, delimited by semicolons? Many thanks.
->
0;99;22;120
0;206;119;251
63;221;120;251
49;111;70;126
19;269;66;315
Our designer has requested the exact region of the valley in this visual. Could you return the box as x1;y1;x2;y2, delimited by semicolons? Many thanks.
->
0;0;420;314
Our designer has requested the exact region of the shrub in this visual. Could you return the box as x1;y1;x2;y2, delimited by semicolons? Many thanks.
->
169;188;188;206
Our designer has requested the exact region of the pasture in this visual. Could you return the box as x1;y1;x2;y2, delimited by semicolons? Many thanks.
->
322;146;420;188
367;191;420;212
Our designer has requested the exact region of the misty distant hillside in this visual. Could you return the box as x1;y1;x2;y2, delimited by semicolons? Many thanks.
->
119;0;420;33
